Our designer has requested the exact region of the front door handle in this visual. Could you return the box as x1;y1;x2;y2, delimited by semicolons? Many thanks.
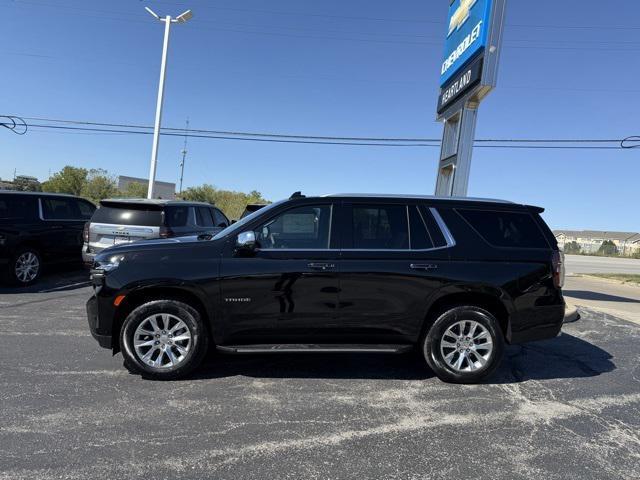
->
308;262;335;271
410;263;438;271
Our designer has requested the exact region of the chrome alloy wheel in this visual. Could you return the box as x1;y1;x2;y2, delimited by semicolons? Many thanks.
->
15;252;39;283
133;313;192;369
440;320;494;372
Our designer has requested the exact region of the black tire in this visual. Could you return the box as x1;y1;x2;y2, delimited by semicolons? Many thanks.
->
120;300;209;380
423;306;504;384
10;247;41;286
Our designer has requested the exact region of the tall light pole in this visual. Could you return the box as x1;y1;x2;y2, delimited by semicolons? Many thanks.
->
144;6;193;199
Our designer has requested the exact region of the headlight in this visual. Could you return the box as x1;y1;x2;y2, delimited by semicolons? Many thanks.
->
94;254;125;272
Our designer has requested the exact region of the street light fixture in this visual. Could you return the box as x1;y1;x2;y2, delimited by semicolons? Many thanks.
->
144;6;193;199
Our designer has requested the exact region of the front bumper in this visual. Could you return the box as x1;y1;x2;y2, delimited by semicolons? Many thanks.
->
86;294;112;349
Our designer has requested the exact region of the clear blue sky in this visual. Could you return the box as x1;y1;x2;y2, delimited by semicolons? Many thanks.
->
1;0;639;231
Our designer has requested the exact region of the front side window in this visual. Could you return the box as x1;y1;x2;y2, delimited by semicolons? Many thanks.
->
212;208;229;228
196;207;214;227
256;204;332;250
165;206;189;227
352;205;408;250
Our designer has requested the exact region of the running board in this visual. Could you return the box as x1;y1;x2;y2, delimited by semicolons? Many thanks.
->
216;344;413;354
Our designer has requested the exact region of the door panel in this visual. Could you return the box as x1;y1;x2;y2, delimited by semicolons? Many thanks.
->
219;202;339;343
336;203;452;342
220;250;339;342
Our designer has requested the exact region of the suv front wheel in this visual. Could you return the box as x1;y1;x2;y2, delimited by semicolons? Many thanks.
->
423;306;504;384
120;300;209;380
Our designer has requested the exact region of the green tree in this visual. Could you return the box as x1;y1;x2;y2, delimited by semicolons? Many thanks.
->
180;184;269;220
81;169;117;203
42;166;88;196
563;241;581;255
117;180;148;198
597;240;619;257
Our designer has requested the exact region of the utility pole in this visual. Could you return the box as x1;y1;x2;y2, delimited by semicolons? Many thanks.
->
178;119;189;195
144;6;193;199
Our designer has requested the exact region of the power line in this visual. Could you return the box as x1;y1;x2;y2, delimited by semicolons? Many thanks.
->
2;115;636;151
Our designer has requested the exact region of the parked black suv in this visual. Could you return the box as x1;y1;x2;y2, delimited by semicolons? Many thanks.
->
87;193;565;383
83;199;230;265
1;191;95;285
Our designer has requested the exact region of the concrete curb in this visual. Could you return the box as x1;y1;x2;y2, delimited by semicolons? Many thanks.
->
564;302;580;323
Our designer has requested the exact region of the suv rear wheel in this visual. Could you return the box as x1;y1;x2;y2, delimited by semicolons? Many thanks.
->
11;248;41;286
423;306;504;384
120;300;209;380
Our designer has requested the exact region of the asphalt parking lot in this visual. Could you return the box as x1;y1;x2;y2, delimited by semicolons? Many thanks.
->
1;272;640;480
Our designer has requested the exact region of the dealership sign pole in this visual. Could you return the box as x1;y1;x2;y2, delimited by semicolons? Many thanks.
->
435;0;507;196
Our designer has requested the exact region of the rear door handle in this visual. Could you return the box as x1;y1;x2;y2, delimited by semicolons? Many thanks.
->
308;262;335;271
410;263;438;271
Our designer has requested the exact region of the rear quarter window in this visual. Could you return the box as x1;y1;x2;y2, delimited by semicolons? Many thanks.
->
92;205;163;226
457;209;549;249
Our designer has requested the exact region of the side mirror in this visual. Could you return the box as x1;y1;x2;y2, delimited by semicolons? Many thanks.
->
235;231;257;256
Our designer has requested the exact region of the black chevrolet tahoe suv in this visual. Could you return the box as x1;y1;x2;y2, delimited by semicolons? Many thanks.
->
1;191;95;285
87;193;565;383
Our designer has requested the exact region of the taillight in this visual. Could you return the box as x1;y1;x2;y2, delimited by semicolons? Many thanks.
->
159;226;175;238
83;222;89;243
552;250;565;288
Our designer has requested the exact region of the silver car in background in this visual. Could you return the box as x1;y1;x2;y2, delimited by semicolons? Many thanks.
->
82;199;230;265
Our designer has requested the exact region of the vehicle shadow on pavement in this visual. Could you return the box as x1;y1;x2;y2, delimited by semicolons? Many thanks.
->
0;267;90;294
491;332;615;384
563;289;640;304
187;332;614;383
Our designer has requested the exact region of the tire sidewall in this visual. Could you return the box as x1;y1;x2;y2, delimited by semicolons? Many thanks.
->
11;248;41;286
424;306;504;384
120;300;208;379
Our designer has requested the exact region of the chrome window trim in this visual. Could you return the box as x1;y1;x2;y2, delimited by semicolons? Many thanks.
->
430;207;456;248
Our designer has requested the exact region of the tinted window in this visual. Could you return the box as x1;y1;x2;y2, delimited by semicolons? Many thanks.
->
92;205;163;226
408;206;434;250
196;207;214;227
352;205;408;249
256;204;331;249
458;209;548;249
212;208;229;227
77;200;95;219
0;195;37;220
42;197;80;220
165;206;189;227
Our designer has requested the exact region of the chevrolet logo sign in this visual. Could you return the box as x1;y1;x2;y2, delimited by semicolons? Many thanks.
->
448;0;478;37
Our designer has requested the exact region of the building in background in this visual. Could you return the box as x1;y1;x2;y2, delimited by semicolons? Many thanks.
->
555;230;640;256
117;175;175;200
0;175;41;192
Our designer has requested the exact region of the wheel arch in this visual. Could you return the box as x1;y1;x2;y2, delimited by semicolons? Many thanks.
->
111;285;216;354
420;287;514;341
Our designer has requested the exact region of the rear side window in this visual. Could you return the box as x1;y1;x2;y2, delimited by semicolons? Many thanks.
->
458;209;549;249
42;197;80;220
0;195;37;220
352;205;408;249
92;206;163;226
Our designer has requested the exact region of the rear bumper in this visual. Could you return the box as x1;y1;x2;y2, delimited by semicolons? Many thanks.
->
507;304;565;344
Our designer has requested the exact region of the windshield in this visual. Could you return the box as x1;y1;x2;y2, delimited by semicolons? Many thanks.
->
212;200;285;240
